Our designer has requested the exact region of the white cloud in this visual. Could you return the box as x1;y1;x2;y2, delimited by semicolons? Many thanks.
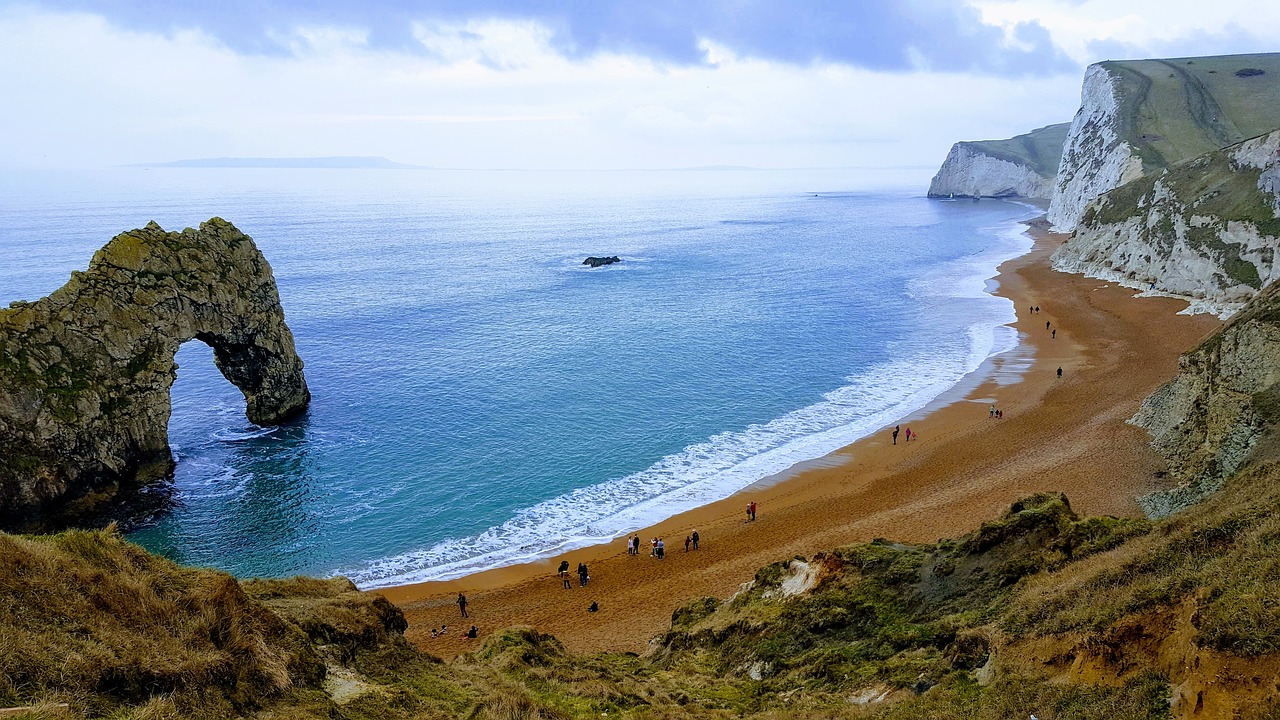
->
0;6;1106;171
972;0;1280;63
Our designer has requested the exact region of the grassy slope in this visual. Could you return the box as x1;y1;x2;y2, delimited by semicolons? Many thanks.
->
7;468;1280;718
1103;52;1280;171
956;122;1071;178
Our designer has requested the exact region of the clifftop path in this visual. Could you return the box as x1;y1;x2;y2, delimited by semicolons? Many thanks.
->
0;218;309;530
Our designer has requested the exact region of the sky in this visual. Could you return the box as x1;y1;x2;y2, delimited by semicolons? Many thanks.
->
0;0;1277;170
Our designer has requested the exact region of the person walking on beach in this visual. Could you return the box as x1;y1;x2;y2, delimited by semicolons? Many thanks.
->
457;592;469;618
685;535;691;552
892;425;899;444
989;404;995;418
656;538;665;559
1046;320;1051;330
578;562;589;587
749;501;757;521
1057;366;1063;378
559;560;572;589
651;537;658;557
1035;306;1040;313
692;529;700;550
1051;328;1056;339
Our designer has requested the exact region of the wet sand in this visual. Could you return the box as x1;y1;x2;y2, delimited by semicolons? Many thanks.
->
380;224;1221;657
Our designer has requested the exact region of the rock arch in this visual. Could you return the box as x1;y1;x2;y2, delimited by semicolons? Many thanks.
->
0;218;310;530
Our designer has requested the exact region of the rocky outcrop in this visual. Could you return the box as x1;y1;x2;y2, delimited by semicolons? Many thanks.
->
928;123;1069;200
0;218;309;530
1052;129;1280;315
1048;53;1280;231
583;256;620;268
1132;280;1280;516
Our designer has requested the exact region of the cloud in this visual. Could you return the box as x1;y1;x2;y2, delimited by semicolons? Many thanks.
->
22;0;1076;76
0;6;1086;171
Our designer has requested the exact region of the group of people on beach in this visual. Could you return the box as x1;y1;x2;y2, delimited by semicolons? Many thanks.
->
745;501;757;522
625;530;702;558
429;623;479;639
426;592;480;640
557;559;591;587
989;404;1004;419
1031;305;1064;377
891;424;916;444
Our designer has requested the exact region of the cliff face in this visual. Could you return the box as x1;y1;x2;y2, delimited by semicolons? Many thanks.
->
1047;64;1146;230
1051;128;1280;315
928;123;1069;199
1048;53;1280;231
1132;280;1280;516
0;218;309;530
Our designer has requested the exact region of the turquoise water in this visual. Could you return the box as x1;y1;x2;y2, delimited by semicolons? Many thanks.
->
0;168;1034;586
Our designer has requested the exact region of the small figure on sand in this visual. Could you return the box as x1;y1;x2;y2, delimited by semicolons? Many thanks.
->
589;601;599;613
692;529;700;550
656;538;665;559
685;535;691;552
997;409;1003;419
1051;328;1056;339
747;501;757;521
1035;306;1040;313
430;627;439;638
1057;366;1063;378
466;625;478;638
989;404;995;418
892;424;900;444
559;560;572;589
440;624;448;635
578;562;589;586
1046;320;1051;330
457;592;468;618
651;537;658;557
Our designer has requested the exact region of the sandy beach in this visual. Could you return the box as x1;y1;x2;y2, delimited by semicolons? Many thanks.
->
379;221;1222;658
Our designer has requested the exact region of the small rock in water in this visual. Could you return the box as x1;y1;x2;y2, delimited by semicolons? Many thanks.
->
583;256;621;268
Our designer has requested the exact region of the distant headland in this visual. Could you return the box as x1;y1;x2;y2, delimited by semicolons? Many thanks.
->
132;156;426;169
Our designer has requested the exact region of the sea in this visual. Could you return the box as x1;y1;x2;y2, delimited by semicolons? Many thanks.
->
0;167;1037;587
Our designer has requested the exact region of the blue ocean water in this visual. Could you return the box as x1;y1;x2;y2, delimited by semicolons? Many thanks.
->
0;168;1034;586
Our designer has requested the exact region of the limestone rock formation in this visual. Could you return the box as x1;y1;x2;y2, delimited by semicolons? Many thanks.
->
1047;52;1280;231
928;123;1069;200
1052;128;1280;315
1132;280;1280;516
0;218;309;530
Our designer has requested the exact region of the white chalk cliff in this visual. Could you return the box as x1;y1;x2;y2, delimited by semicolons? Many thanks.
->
1047;64;1146;231
928;123;1069;200
1052;129;1280;316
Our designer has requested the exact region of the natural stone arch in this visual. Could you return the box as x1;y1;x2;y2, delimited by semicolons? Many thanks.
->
0;218;310;530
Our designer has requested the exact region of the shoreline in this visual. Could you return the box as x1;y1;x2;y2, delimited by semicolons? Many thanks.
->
379;220;1222;657
358;210;1037;588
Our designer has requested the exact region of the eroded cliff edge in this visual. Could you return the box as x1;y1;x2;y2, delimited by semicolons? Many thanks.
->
0;218;309;530
928;122;1070;200
1132;279;1280;517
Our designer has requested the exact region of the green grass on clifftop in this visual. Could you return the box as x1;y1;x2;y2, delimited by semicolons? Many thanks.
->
1103;52;1280;171
957;122;1071;178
